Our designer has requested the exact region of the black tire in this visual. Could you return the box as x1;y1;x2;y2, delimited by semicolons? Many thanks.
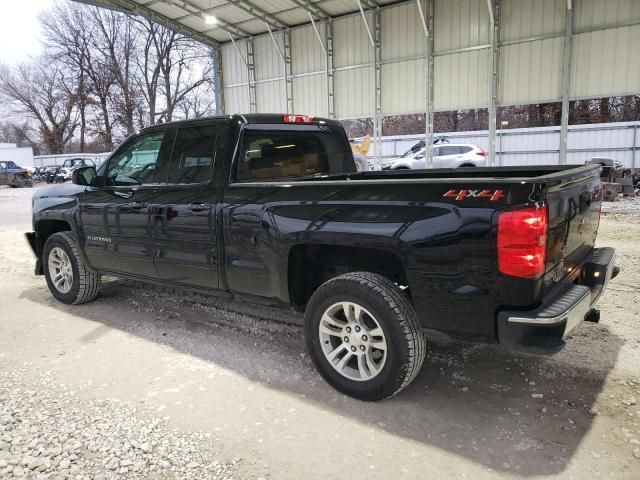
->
458;163;476;168
43;232;100;305
304;272;426;401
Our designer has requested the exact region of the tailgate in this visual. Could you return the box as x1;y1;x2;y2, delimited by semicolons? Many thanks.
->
543;168;602;291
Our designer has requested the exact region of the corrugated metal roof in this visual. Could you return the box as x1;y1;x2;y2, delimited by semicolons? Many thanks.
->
82;0;402;45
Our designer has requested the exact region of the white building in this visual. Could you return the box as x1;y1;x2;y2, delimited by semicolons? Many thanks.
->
0;143;34;167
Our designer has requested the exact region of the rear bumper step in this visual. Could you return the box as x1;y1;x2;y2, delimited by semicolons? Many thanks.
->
497;247;617;353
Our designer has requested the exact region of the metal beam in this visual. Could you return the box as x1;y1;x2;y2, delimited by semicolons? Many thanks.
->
487;0;500;167
290;0;330;20
308;13;327;55
373;9;382;169
213;45;225;115
228;33;248;66
267;24;285;60
166;0;285;33
416;0;429;37
284;30;294;114
225;0;288;30
559;1;574;165
425;0;434;168
266;25;292;113
72;0;220;47
634;123;638;170
246;38;257;113
162;0;250;38
326;19;335;118
356;0;375;47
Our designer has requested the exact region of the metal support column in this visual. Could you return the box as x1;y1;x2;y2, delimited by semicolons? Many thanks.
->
246;38;257;113
283;30;294;113
633;123;638;169
560;0;574;165
373;9;382;169
326;20;335;118
212;45;224;115
424;0;434;168
487;0;500;167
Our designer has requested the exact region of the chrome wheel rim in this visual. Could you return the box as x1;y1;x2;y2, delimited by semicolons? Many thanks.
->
48;247;73;294
318;301;388;382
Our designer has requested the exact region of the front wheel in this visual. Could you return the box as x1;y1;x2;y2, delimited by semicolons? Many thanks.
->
304;272;426;401
43;232;101;305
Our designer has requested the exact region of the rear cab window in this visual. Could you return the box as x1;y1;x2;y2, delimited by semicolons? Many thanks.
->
235;124;355;182
165;124;217;184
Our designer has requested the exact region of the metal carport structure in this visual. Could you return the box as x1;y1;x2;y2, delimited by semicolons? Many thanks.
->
74;0;640;168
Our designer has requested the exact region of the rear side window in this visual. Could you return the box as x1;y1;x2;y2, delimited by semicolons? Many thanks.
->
439;146;461;156
459;146;473;154
167;125;217;184
236;126;354;182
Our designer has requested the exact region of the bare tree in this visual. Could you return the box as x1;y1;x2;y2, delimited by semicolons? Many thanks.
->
89;7;141;137
135;19;213;125
159;40;213;123
0;60;78;154
40;3;115;151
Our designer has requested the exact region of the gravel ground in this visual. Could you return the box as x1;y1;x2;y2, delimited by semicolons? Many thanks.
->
1;185;639;480
602;194;640;213
0;369;237;479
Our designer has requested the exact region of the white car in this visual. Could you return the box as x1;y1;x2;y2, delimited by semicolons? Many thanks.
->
382;143;487;170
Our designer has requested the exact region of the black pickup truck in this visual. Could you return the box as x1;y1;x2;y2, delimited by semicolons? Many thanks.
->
26;114;618;400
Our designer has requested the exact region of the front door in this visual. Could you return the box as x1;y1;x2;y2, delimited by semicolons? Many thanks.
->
151;122;221;289
80;129;170;278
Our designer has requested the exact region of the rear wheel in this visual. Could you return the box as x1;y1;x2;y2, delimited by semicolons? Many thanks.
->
304;272;426;401
43;232;100;305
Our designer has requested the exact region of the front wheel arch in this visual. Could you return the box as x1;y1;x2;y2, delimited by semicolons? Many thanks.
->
43;232;100;305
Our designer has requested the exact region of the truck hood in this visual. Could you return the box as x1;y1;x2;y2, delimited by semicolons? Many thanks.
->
33;182;85;200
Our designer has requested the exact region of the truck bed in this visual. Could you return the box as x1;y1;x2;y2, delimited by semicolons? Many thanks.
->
344;165;599;182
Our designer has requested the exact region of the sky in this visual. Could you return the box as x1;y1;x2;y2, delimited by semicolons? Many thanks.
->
0;0;53;66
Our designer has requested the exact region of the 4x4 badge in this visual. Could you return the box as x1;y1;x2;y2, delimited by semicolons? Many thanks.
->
443;189;505;202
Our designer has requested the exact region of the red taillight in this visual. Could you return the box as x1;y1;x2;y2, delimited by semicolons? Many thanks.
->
477;148;486;157
497;204;547;279
283;114;313;124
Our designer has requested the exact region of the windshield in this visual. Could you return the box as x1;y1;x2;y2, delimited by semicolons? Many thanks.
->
401;147;426;159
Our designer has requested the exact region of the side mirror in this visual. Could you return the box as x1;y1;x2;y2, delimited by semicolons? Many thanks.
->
72;166;97;186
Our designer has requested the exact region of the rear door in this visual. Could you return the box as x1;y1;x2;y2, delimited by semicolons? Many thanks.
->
433;145;462;168
543;168;602;291
151;121;223;289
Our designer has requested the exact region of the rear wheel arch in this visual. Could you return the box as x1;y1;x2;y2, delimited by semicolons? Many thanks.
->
304;271;426;400
287;243;410;311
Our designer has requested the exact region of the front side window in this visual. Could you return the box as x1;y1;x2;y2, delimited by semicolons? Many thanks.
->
166;125;217;184
106;131;165;186
236;127;353;182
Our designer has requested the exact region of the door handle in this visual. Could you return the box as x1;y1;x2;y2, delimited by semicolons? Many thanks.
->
113;190;133;199
128;201;148;209
188;202;210;212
